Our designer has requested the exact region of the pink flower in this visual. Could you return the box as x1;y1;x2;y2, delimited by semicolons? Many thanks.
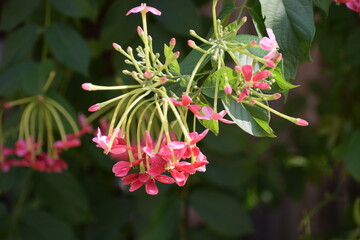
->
112;161;132;177
195;106;234;124
235;65;271;102
126;3;161;16
346;0;360;13
260;28;279;60
170;94;193;107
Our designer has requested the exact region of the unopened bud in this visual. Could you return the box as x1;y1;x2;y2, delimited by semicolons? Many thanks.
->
127;46;133;53
170;38;176;46
88;104;101;112
4;102;12;108
250;40;257;46
265;60;276;68
137;26;144;35
189;29;196;35
274;93;282;99
160;77;168;83
275;53;282;62
112;43;121;51
174;51;180;58
234;65;241;72
188;40;196;48
82;83;92;91
144;71;152;78
295;118;309;126
224;84;232;95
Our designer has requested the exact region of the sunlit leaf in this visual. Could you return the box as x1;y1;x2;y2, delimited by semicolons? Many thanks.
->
222;98;275;137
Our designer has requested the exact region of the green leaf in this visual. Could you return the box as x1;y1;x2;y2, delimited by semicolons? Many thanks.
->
344;131;360;182
85;198;132;240
0;61;36;97
139;196;181;240
354;198;360;226
99;0;140;51
19;210;78;240
49;0;91;18
22;60;56;95
0;0;41;31
202;67;237;98
164;44;180;74
271;65;298;93
259;0;315;61
222;98;275;137
45;23;90;75
1;24;41;69
156;0;202;36
199;119;219;136
247;3;267;37
313;0;332;14
189;188;253;237
33;171;93;224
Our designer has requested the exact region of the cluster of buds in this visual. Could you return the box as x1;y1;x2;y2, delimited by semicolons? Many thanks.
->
0;73;92;173
333;0;360;13
83;2;309;195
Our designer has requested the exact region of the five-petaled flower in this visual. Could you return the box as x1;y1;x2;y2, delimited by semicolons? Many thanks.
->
259;28;279;60
235;64;271;102
126;3;162;16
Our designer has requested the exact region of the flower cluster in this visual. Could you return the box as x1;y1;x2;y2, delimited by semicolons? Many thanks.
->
93;125;209;195
82;2;309;195
333;0;360;13
0;111;91;173
0;72;92;173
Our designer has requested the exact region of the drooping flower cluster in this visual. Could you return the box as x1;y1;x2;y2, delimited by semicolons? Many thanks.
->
93;125;209;195
0;73;92;173
82;2;309;195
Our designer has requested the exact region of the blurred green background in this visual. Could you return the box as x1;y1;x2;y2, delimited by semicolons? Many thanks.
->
1;0;360;239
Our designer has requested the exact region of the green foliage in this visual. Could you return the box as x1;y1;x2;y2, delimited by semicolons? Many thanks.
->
259;0;315;80
189;188;253;237
45;23;90;75
1;1;360;240
222;98;275;137
19;210;78;240
33;172;93;224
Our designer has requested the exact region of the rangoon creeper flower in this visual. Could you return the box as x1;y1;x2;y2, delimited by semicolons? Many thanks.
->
235;64;271;102
259;28;279;60
126;3;161;16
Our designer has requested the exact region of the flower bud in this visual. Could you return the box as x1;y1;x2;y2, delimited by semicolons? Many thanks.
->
112;43;121;51
170;38;176;46
88;104;101;112
224;84;232;95
250;40;257;46
137;26;144;35
174;51;180;58
295;118;309;126
265;60;276;68
3;102;12;108
160;77;168;83
189;29;196;36
144;71;152;78
188;40;196;48
82;83;92;91
275;53;282;62
234;65;241;72
274;93;282;99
